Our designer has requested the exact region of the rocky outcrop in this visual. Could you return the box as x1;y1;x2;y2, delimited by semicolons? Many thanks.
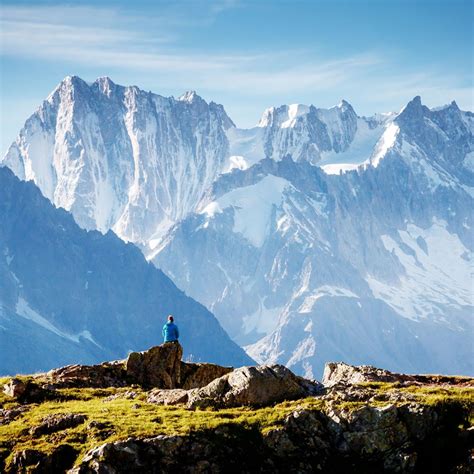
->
263;402;472;473
2;378;51;403
0;406;28;425
35;343;231;392
146;364;322;409
3;378;27;398
9;445;78;473
126;343;183;389
147;389;189;406
43;345;186;390
2;358;472;473
180;362;233;389
147;364;322;409
45;361;128;389
29;414;87;437
186;365;322;409
322;362;473;387
68;433;261;474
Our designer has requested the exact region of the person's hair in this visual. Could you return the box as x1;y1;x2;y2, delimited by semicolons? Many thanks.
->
167;315;174;322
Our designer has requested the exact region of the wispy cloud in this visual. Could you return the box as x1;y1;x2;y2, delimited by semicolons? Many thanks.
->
209;0;243;15
0;5;382;95
0;3;472;116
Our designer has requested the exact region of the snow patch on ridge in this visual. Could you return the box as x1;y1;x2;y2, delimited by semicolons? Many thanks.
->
281;104;310;128
200;175;291;247
226;127;265;168
242;297;282;337
370;122;400;167
298;286;359;313
463;151;474;172
286;335;316;370
225;155;249;173
15;297;101;346
367;221;473;322
319;118;388;175
257;103;310;129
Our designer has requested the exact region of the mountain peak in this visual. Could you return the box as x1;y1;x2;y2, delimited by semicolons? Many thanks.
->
396;95;426;124
60;75;89;88
338;99;352;109
94;76;116;96
257;104;310;128
444;100;461;113
430;100;461;113
336;99;357;118
178;90;200;103
47;75;90;102
257;106;276;127
95;76;114;84
402;95;423;111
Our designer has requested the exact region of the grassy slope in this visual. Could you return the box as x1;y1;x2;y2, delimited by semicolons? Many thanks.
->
1;377;473;469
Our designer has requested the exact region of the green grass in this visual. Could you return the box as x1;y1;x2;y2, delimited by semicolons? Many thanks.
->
0;387;323;468
357;381;474;404
357;382;474;422
1;380;472;470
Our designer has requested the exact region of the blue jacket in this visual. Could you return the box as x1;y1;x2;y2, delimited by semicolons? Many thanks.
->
162;322;179;342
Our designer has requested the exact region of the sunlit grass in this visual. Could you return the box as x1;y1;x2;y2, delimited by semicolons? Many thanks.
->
0;378;472;469
0;388;323;467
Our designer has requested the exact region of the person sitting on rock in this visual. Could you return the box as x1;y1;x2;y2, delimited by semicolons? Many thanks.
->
162;314;179;344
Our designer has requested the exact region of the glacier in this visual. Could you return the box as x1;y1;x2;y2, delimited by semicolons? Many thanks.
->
2;77;473;378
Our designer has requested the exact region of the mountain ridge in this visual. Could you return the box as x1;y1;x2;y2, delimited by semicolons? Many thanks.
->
0;166;253;375
2;76;473;379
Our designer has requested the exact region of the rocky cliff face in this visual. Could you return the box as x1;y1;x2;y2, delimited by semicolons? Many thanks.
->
1;350;472;473
3;76;233;243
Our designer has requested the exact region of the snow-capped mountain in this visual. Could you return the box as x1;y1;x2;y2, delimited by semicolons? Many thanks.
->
3;76;233;246
227;100;393;172
154;98;474;377
3;76;473;378
0;166;253;375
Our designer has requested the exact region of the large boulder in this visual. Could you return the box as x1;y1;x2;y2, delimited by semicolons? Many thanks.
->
322;362;398;387
3;378;27;398
2;378;51;403
180;362;233;389
126;342;183;389
187;365;322;409
147;389;189;406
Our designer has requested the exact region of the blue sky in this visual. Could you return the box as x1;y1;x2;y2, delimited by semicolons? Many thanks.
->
0;0;472;153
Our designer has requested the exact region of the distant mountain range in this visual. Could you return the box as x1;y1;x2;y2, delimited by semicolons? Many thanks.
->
2;76;473;377
0;166;253;375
